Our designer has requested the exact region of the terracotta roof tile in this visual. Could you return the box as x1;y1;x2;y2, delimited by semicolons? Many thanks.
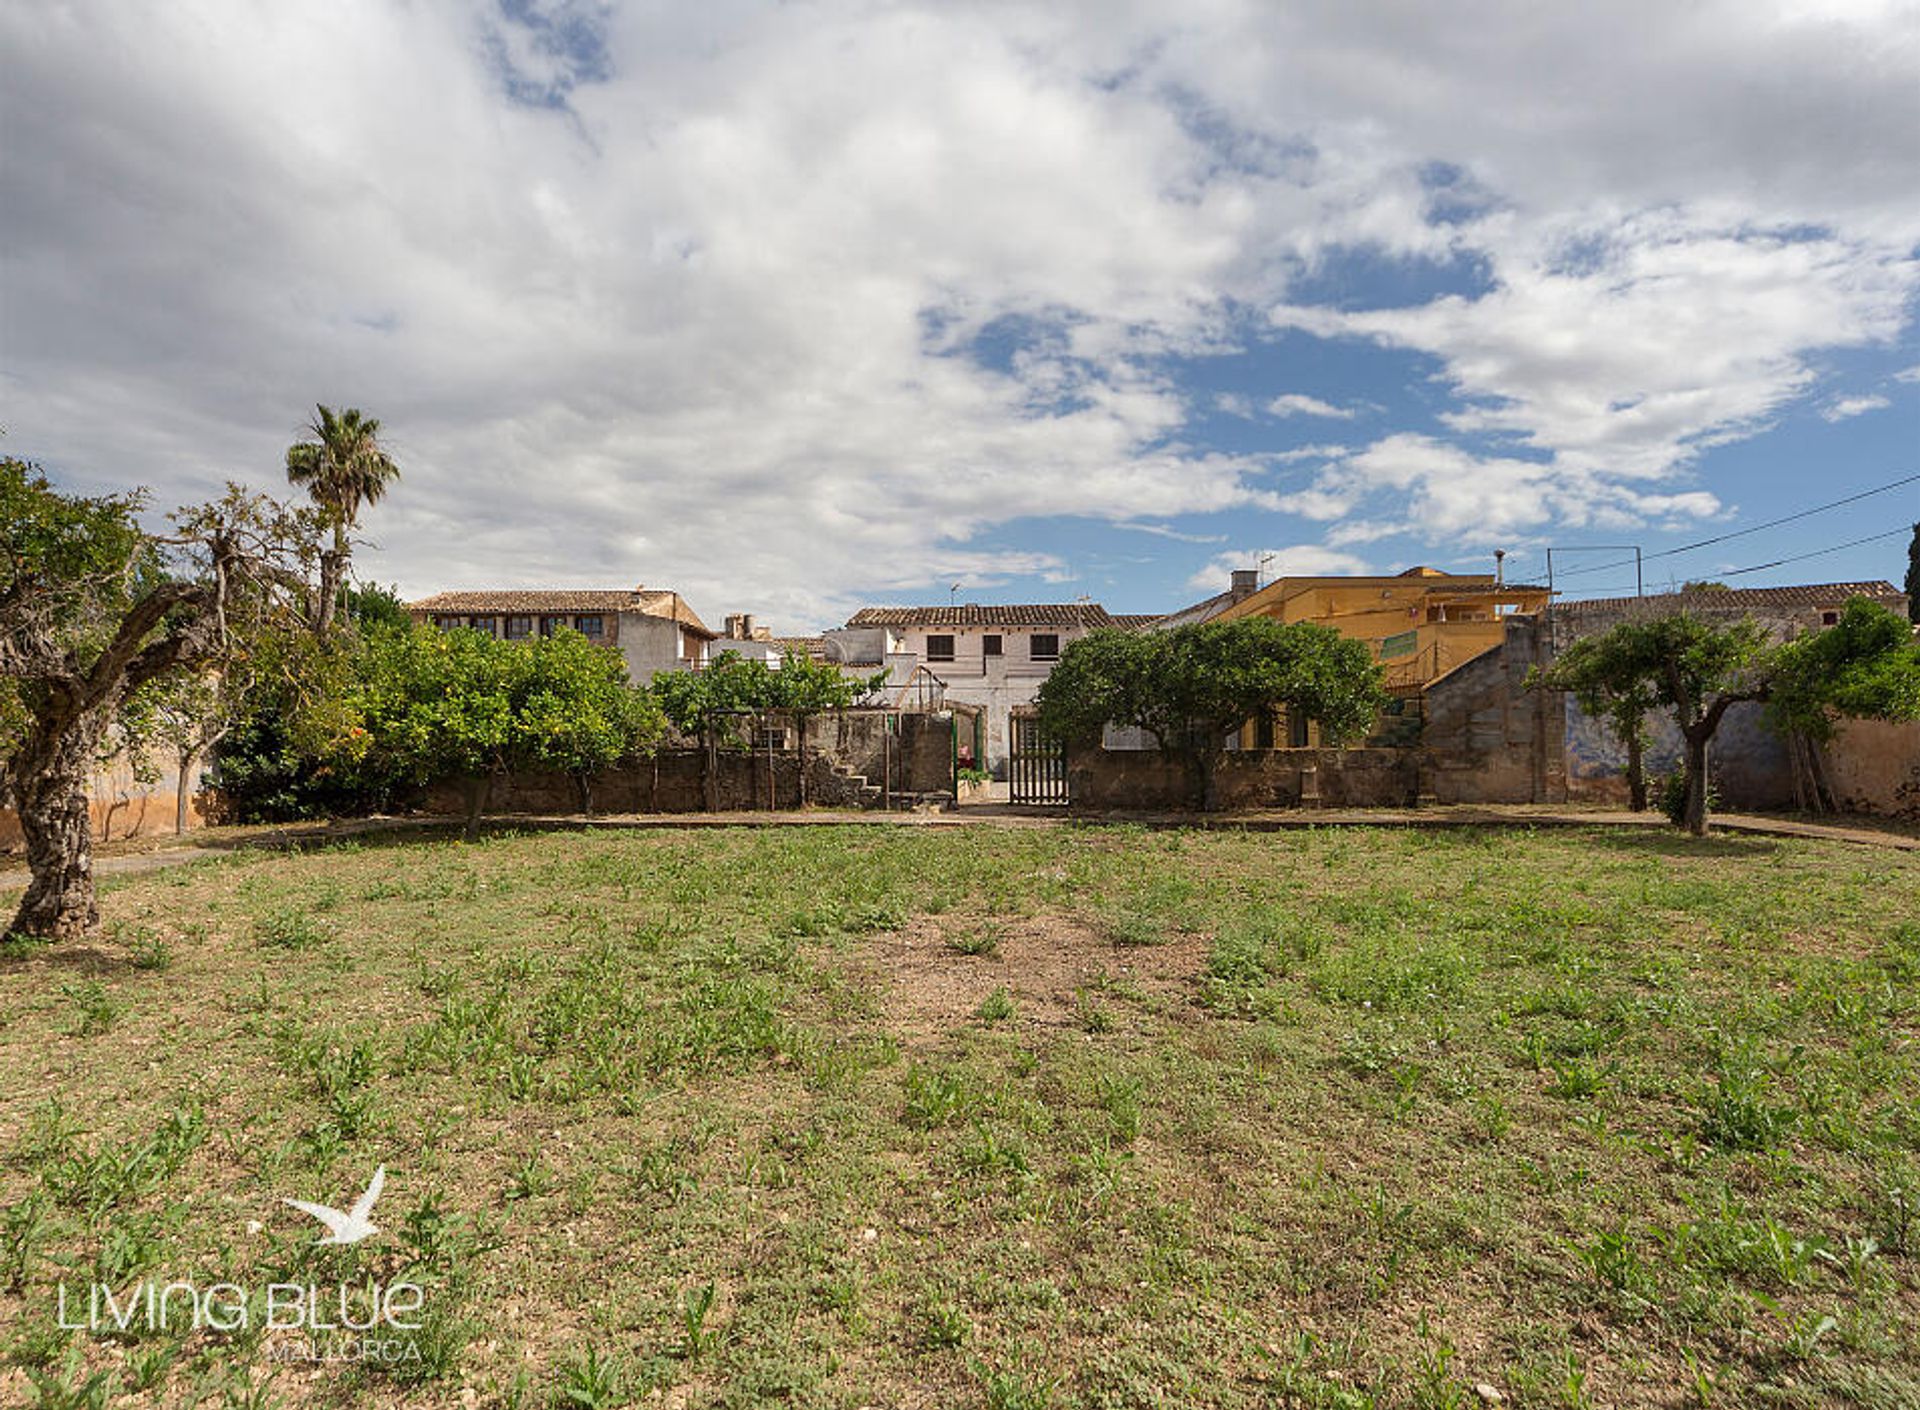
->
407;587;714;635
844;603;1121;628
1557;581;1904;616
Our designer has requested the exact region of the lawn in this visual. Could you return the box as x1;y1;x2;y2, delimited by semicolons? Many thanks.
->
2;823;1917;1409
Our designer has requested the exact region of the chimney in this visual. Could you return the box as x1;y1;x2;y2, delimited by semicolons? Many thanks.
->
741;613;755;640
1229;569;1259;600
1494;549;1506;586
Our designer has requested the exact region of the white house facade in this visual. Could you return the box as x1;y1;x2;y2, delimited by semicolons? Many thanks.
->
823;603;1152;770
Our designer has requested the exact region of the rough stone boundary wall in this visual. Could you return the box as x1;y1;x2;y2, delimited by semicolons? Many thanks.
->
1068;746;1420;811
1822;719;1920;819
416;712;959;816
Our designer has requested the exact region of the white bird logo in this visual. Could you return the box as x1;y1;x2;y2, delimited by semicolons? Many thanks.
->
283;1165;386;1246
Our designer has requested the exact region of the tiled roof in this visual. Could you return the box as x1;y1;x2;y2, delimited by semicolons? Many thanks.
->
845;603;1121;628
1557;581;1904;615
1432;582;1551;597
412;590;638;612
408;587;715;635
1109;614;1164;630
1148;591;1235;630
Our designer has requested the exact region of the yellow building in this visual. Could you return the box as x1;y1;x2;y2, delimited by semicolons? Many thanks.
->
1217;566;1550;689
1167;566;1551;745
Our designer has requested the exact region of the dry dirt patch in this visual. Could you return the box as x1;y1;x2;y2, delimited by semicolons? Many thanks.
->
863;912;1210;1043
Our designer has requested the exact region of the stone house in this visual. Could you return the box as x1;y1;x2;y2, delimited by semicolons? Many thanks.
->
406;587;716;685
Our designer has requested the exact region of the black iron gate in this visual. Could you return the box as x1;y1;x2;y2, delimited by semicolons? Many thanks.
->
1008;715;1068;805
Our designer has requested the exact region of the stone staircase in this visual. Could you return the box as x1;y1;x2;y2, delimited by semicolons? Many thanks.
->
823;762;950;812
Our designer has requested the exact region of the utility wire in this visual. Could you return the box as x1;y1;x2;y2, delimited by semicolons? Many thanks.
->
1555;525;1911;600
1553;471;1920;580
1716;526;1911;578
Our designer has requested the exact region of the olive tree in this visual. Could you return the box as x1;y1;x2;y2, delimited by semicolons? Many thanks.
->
1530;599;1920;835
1525;633;1659;811
1;462;318;937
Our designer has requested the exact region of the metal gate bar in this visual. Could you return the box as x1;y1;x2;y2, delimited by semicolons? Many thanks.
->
1008;716;1068;805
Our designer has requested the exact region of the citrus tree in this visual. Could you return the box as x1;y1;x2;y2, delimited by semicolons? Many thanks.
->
346;625;663;837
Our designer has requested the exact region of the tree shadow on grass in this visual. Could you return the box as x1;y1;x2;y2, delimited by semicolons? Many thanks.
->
1575;828;1782;861
0;936;142;974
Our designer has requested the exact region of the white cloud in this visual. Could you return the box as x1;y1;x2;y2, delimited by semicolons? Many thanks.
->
1114;522;1229;544
1275;216;1917;482
1821;393;1893;421
2;1;1917;626
1186;545;1371;593
1270;444;1351;463
1267;393;1355;419
1282;433;1725;548
1896;364;1920;383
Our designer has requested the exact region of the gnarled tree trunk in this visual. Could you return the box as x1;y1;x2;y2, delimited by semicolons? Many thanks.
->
1681;730;1710;837
175;746;198;835
1625;734;1647;812
9;719;107;939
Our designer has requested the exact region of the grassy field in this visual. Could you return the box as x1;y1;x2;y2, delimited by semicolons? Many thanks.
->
2;823;1918;1409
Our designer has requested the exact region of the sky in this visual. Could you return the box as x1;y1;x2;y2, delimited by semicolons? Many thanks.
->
3;0;1919;631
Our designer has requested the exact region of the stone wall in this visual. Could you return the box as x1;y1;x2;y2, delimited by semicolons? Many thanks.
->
0;749;205;853
790;709;959;795
1822;718;1920;819
1418;590;1918;816
423;750;881;816
1068;746;1420;811
1419;617;1557;805
412;708;962;817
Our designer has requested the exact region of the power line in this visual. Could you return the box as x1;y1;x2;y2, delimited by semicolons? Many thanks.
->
1553;471;1920;580
1555;525;1911;601
1717;526;1911;578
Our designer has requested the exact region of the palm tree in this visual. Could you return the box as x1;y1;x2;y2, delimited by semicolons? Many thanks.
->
285;405;400;633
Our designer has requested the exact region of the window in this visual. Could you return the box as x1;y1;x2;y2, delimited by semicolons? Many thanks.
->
983;634;1002;657
574;614;605;638
434;615;458;631
540;615;568;637
753;726;789;752
468;616;498;637
926;633;956;662
1030;633;1060;661
1820;611;1839;626
505;615;533;640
